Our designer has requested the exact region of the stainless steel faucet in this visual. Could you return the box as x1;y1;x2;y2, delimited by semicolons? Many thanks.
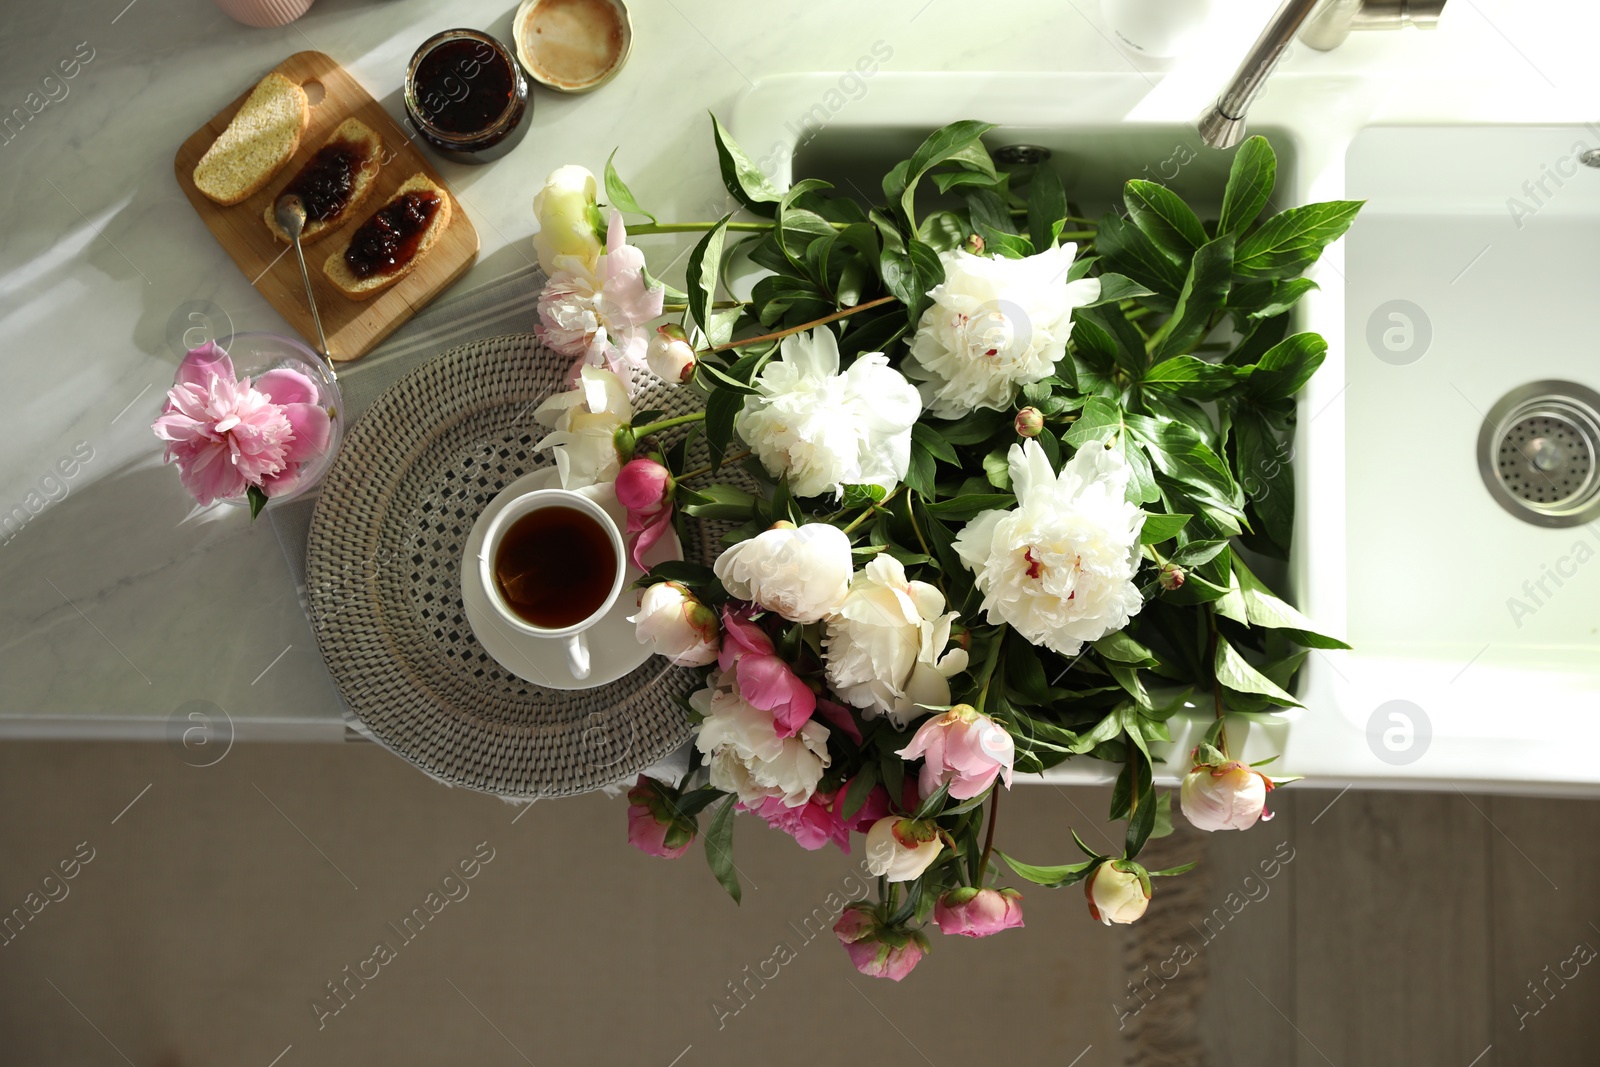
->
1195;0;1447;150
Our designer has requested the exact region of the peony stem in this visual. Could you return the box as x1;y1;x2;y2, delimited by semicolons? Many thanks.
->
1206;607;1232;759
628;221;776;234
675;449;752;482
662;300;746;313
705;296;898;355
976;787;1000;885
632;411;706;439
839;487;902;536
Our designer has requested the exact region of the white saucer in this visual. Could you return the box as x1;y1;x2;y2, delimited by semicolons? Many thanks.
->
460;468;681;690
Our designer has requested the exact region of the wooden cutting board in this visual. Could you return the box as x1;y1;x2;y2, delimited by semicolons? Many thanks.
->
174;51;479;362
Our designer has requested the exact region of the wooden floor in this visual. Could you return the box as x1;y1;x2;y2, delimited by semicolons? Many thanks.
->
0;741;1594;1066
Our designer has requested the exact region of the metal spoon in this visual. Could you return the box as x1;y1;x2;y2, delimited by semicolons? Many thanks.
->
273;193;337;381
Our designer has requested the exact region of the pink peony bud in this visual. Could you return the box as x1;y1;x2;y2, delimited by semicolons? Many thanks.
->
934;886;1025;938
647;324;697;385
895;704;1015;801
833;904;928;981
630;582;719;667
614;457;674;569
1159;563;1186;591
614;456;671;512
1085;861;1149;926
1014;406;1044;437
625;777;695;859
966;233;985;255
1180;759;1273;832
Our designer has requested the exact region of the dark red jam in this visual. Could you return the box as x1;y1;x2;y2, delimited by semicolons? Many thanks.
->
412;38;515;135
344;191;441;279
284;141;362;222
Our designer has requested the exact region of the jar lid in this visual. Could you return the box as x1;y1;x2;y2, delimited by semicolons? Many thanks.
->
512;0;633;94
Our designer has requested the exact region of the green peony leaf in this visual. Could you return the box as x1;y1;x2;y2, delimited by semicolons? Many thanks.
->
710;113;781;217
1124;179;1208;258
998;850;1099;888
1216;135;1276;236
1027;164;1068;251
1232;556;1352;649
1243;332;1328;402
603;147;657;223
1139;512;1189;544
686;215;733;337
1153;234;1234;361
1214;636;1302;707
703;795;742;903
899;119;997;225
1235;200;1364;279
1094;211;1186;295
247;484;268;520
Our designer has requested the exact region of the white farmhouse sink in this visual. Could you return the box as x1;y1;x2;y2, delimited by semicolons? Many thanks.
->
735;73;1600;794
1288;124;1600;791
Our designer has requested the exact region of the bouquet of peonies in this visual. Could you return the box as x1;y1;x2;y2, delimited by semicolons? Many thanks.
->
529;120;1358;980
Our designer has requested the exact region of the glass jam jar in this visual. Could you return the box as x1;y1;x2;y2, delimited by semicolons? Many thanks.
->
403;29;530;164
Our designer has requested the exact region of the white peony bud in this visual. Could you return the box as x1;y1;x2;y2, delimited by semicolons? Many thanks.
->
1085;862;1149;926
1180;760;1271;832
864;816;943;883
531;165;602;274
630;582;720;667
646;324;697;385
713;522;853;624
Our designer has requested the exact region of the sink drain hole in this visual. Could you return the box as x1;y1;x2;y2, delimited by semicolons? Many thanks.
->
1479;381;1600;527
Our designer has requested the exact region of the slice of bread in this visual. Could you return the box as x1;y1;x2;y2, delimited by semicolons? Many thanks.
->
193;72;310;207
322;174;453;301
263;118;384;244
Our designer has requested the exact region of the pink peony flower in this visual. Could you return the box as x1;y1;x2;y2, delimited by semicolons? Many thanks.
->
614;457;674;570
151;343;331;507
744;792;851;853
896;704;1015;801
535;211;665;392
833;904;929;981
934;886;1025;938
717;606;816;738
742;774;890;854
625;777;694;859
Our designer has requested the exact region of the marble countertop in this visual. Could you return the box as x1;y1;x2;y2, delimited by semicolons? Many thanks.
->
1;0;1594;743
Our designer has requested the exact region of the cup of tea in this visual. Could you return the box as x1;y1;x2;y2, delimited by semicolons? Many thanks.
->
477;487;625;680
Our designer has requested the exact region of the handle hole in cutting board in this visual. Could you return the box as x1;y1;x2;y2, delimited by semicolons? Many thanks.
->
302;79;325;105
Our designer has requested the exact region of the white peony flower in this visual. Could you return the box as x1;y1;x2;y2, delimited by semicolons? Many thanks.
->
713;522;853;624
692;680;830;808
533;364;632;489
823;555;970;728
1180;760;1272;832
954;438;1145;657
630;582;720;667
905;243;1101;419
734;328;921;499
864;816;944;883
531;165;602;273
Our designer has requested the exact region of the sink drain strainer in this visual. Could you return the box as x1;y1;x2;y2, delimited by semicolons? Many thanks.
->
1478;380;1600;527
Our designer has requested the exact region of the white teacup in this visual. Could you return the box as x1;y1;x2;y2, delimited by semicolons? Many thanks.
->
477;486;625;681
